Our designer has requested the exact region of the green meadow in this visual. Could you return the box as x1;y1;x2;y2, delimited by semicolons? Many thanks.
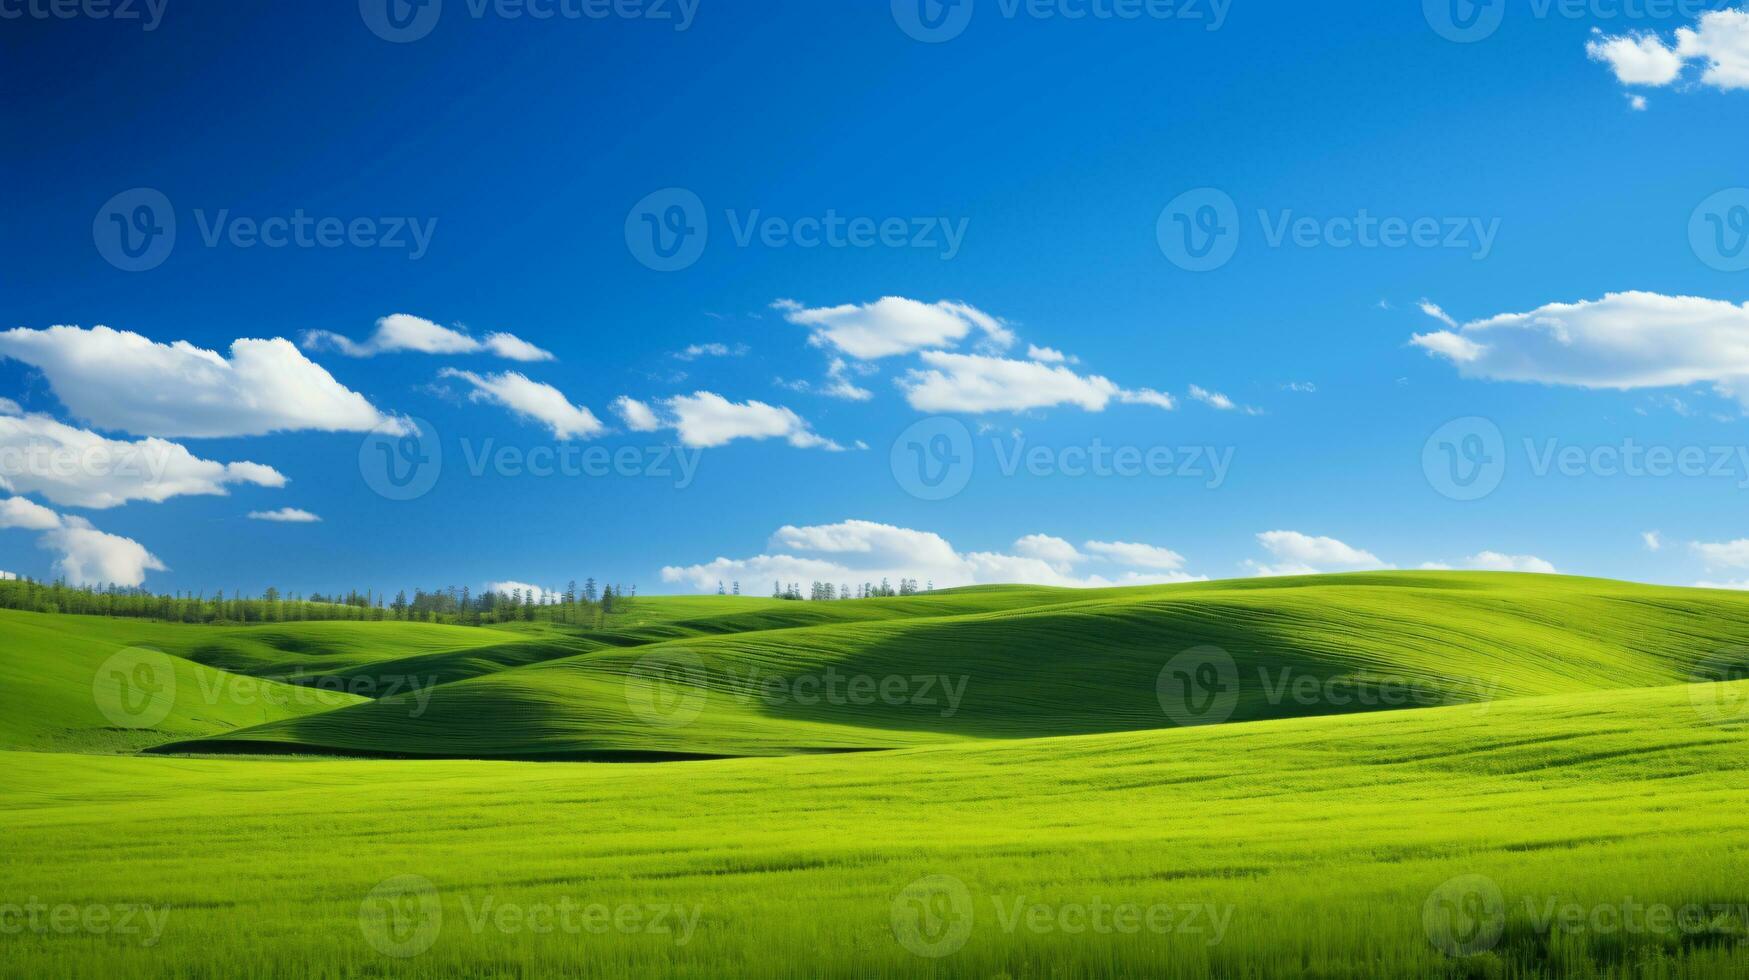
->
5;573;1749;977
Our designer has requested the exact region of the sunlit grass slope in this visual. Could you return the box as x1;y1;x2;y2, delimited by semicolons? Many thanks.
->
0;610;363;753
166;573;1749;760
6;681;1749;978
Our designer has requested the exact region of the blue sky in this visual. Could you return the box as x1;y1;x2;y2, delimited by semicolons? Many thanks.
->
5;1;1749;596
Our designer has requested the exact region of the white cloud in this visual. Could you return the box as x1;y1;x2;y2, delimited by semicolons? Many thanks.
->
1419;299;1459;328
1118;388;1178;410
1693;538;1749;569
1026;345;1076;364
1247;531;1388;577
248;508;321;523
0;496;62;531
0;412;285;509
1696;579;1749;590
611;396;664;433
1082;540;1187;571
441;369;604;440
1464;551;1558;574
898;352;1174;415
821;358;874;401
1587;11;1749;91
1189;385;1235;411
487;581;550;603
661;520;1202;592
673;342;748;361
0;499;164;587
1412;292;1749;404
0;398;19;415
1586;31;1687;85
0;571;14;581
618;391;840;450
304;314;554;362
779;297;1014;359
1629;93;1649;110
1643;530;1663;552
0;326;403;437
1013;533;1084;567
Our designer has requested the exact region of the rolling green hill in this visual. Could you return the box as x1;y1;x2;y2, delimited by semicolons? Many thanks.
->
6;680;1749;977
156;573;1749;760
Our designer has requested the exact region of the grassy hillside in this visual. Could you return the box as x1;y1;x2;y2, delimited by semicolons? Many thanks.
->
5;680;1748;977
160;573;1749;760
0;611;365;753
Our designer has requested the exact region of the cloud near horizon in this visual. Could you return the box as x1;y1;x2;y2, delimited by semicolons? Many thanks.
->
660;520;1201;592
0;495;165;587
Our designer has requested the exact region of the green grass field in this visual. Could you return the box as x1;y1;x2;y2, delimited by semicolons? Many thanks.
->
5;573;1749;977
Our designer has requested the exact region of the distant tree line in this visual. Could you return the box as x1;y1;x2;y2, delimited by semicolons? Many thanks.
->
766;578;931;601
0;576;639;627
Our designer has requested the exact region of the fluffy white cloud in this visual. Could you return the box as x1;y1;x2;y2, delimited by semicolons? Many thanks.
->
1188;385;1241;412
1247;531;1388;577
487;581;550;603
1643;530;1663;551
248;508;321;523
1692;538;1749;569
441;370;604;440
1419;300;1459;328
0;412;285;509
1026;345;1075;364
821;358;874;401
0;398;19;415
898;352;1175;414
778;297;1014;359
1013;533;1084;566
661;520;1200;592
305;314;554;362
614;392;840;450
0;496;61;531
1587;11;1749;91
0;498;165;587
611;396;664;432
0;326;403;437
1412;292;1749;404
0;571;15;581
1083;540;1187;571
1464;551;1558;574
